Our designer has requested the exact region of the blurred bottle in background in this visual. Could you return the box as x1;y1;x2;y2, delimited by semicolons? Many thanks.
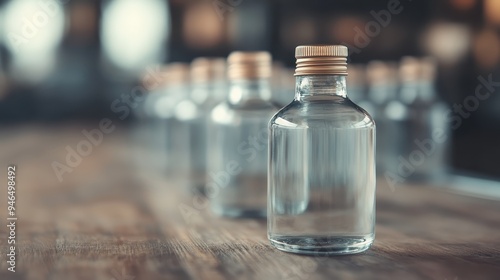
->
173;58;227;193
366;61;403;174
208;51;278;218
138;63;189;174
271;62;295;108
393;57;450;181
346;64;367;103
190;58;227;111
188;57;227;194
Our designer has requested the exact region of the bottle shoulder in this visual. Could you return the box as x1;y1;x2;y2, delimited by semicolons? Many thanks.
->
270;97;375;129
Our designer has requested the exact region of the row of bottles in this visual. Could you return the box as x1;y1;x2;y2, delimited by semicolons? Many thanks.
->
348;58;450;182
137;45;377;255
137;45;448;255
136;52;279;218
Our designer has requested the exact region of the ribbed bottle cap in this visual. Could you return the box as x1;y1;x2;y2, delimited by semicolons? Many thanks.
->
227;51;272;80
295;45;348;76
191;57;226;83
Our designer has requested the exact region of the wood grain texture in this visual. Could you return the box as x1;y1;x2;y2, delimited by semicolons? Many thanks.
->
0;125;499;280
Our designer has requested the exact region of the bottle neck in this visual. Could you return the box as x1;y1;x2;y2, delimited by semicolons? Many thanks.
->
295;75;347;101
228;78;271;104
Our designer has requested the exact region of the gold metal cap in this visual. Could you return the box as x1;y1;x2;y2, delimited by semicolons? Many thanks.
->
227;51;272;80
295;45;349;76
191;57;226;83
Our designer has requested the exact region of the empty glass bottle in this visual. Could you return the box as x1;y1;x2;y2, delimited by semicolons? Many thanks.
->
208;51;278;218
138;63;189;174
268;45;376;255
390;56;449;181
174;58;227;193
365;61;401;174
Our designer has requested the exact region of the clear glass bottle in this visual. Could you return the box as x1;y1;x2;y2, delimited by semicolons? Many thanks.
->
178;57;227;194
365;61;402;175
208;51;278;218
268;45;376;255
139;63;189;174
391;57;449;181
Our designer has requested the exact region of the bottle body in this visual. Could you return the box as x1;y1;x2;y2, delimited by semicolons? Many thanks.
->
179;81;227;193
136;84;184;174
268;75;376;255
174;97;206;192
208;80;278;217
383;81;449;181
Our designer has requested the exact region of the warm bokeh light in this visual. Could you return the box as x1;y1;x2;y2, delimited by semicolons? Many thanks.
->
473;28;500;70
69;2;98;41
484;0;500;25
281;16;318;47
183;2;224;49
421;22;471;64
329;16;367;46
2;0;65;82
450;0;477;11
101;0;170;72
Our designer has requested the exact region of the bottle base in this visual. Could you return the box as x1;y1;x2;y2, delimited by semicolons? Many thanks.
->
212;206;266;219
269;235;373;255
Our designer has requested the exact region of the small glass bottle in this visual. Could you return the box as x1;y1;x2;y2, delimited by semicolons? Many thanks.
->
365;61;401;174
394;57;449;180
140;63;189;173
268;45;376;255
208;51;278;218
182;57;227;193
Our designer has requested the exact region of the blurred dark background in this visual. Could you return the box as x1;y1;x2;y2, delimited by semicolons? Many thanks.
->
0;0;499;180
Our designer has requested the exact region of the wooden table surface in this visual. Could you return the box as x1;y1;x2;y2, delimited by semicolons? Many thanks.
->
0;125;499;280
